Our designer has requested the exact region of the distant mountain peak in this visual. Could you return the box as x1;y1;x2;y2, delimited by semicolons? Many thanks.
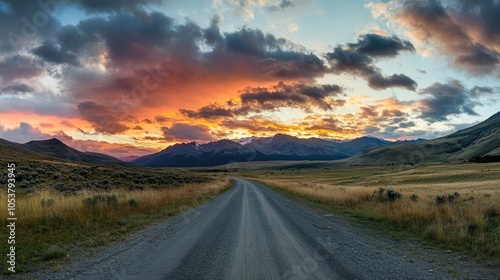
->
27;137;64;145
134;132;395;167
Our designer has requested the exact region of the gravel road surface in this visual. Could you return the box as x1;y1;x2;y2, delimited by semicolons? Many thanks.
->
46;178;496;280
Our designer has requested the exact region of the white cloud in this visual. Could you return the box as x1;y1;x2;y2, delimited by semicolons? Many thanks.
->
0;122;52;143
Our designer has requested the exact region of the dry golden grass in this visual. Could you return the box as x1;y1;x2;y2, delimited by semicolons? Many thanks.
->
0;177;231;273
1;180;229;225
244;163;500;259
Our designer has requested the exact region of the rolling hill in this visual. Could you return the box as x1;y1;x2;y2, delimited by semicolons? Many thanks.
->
348;112;500;165
0;138;133;166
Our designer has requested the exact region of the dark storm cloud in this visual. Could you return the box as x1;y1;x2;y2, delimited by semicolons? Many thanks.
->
77;101;130;134
399;121;415;128
33;42;80;66
180;105;235;119
240;82;343;111
74;0;165;13
0;0;61;52
457;0;500;47
180;82;345;119
325;34;417;91
348;33;415;57
58;11;325;78
417;80;495;122
1;83;34;94
391;0;500;75
0;55;44;82
368;73;417;91
161;123;215;142
204;26;326;79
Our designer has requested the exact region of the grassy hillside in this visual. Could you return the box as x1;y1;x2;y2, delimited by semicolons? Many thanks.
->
22;138;133;166
348;112;500;165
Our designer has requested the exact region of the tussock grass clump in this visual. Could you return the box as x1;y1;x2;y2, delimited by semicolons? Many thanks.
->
82;194;118;208
128;198;138;208
42;245;66;261
374;187;402;202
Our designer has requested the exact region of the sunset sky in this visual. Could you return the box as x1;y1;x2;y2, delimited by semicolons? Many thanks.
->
0;0;499;158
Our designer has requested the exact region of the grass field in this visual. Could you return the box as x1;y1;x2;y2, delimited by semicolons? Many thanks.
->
236;162;500;260
0;158;231;274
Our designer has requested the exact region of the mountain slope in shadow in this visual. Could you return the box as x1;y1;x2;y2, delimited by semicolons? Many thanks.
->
347;111;500;165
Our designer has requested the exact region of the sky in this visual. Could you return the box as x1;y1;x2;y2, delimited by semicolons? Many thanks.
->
0;0;499;158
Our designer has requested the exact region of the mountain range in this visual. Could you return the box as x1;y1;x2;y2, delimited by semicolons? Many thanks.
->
1;112;498;168
133;134;405;167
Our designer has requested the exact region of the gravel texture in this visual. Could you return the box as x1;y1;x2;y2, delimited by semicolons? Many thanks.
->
43;178;498;280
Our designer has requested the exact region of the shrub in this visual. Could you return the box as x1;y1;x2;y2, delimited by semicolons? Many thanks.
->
410;194;419;202
128;198;138;208
386;189;402;201
78;169;91;176
43;245;66;261
436;195;446;204
54;182;67;192
436;192;460;204
374;187;402;202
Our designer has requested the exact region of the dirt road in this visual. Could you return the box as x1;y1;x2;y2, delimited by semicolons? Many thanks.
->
47;178;493;279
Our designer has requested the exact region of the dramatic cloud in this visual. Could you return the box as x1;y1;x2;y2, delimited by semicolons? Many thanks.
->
74;0;165;13
417;80;495;122
77;101;131;134
181;82;345;119
0;0;61;53
0;0;497;147
161;123;216;142
1;83;34;94
240;82;343;111
0;55;44;82
49;12;327;116
0;91;74;116
347;33;415;57
33;42;80;66
369;0;500;75
326;33;417;90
